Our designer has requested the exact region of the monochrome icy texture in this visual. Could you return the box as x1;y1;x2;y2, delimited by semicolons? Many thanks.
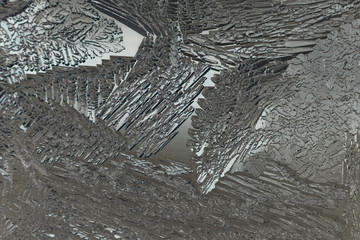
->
188;60;289;193
190;19;360;195
0;86;351;239
24;57;136;122
2;0;360;239
0;0;124;83
178;0;360;69
96;37;209;157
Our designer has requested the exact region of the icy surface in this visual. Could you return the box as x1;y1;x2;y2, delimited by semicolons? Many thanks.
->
0;0;125;82
2;0;360;239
